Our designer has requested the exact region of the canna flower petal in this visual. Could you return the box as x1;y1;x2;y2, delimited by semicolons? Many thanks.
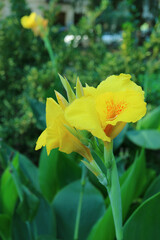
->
65;96;110;142
97;73;142;94
35;129;47;150
83;85;97;97
35;98;93;162
95;90;146;127
21;12;36;29
65;74;147;142
21;12;48;37
46;98;63;127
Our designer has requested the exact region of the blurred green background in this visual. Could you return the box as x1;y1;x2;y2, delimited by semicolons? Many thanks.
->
0;0;160;240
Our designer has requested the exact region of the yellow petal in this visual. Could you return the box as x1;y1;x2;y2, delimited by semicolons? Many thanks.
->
97;73;143;94
46;98;63;127
35;129;46;150
37;104;93;161
58;124;93;161
21;12;36;29
83;85;97;96
65;96;110;142
46;123;60;155
96;90;146;128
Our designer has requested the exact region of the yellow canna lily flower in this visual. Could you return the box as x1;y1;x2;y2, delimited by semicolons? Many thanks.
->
21;12;37;29
65;74;147;142
21;12;48;37
35;97;93;162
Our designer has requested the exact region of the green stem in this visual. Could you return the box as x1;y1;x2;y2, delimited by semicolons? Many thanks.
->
74;165;87;240
104;142;123;240
43;35;56;68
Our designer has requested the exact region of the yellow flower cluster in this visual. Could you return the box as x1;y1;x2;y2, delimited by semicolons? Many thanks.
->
21;12;48;37
36;74;146;162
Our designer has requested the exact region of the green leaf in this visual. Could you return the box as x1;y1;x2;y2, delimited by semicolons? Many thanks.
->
12;214;32;240
58;74;76;102
0;154;19;216
87;150;154;240
31;198;57;238
76;77;84;98
38;148;59;202
57;152;81;188
28;98;46;130
0;214;11;240
16;185;39;222
126;130;160;150
124;192;160;240
19;153;40;192
105;155;123;240
0;142;40;192
36;236;57;240
137;106;160;130
143;175;160;201
53;180;105;240
0;141;12;169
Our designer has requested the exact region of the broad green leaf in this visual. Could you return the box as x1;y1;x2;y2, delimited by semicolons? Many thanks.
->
12;214;31;240
143;175;160;201
13;199;57;240
126;130;160;150
0;214;11;240
53;180;105;240
0;154;19;216
38;148;59;202
0;141;12;169
9;160;23;202
28;98;46;130
0;142;40;191
57;152;81;188
16;185;39;222
36;236;57;240
137;106;160;130
31;198;57;238
1;152;40;222
124;192;160;240
19;153;40;192
87;150;155;240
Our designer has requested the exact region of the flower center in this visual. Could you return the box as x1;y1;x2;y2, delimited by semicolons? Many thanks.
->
106;100;127;121
104;100;127;136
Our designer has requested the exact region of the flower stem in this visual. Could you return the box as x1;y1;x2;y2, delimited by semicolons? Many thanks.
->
104;142;123;240
74;164;87;240
43;35;56;69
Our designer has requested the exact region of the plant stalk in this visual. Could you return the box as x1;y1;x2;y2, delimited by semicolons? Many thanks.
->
74;164;87;240
104;142;123;240
43;35;56;68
